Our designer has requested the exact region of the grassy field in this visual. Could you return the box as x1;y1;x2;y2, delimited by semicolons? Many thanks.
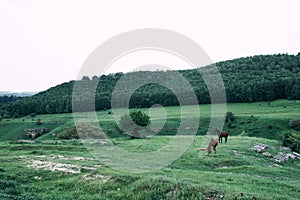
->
0;100;300;199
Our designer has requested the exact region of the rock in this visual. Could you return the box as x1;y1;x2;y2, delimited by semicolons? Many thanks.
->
17;140;35;144
232;150;244;156
251;144;300;163
292;152;300;158
278;146;291;151
250;144;268;153
262;152;272;158
34;176;42;180
23;128;50;139
273;152;300;163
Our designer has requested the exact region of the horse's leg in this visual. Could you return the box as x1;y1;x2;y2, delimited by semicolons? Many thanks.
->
220;137;223;143
225;136;228;143
213;146;216;153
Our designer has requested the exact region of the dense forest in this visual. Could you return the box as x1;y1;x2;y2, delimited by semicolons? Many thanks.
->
0;95;20;108
1;54;300;117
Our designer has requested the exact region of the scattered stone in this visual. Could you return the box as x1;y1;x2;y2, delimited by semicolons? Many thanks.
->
73;156;86;161
232;150;244;156
20;154;100;174
273;151;300;163
269;163;282;168
26;160;96;174
262;152;272;158
292;152;300;158
17;140;35;144
250;144;268;153
23;128;50;139
278;146;291;151
251;144;300;163
82;174;110;182
34;176;42;180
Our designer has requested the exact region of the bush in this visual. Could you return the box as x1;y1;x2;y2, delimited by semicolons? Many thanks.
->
225;112;235;122
282;132;300;153
36;119;42;125
58;123;106;140
58;126;79;140
289;118;300;131
119;110;150;139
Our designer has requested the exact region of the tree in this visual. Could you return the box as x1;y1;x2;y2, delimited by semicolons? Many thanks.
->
225;111;235;122
289;118;300;131
282;132;300;153
81;76;90;81
119;110;151;139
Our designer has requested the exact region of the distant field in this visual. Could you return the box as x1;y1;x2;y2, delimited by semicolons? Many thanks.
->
0;100;299;199
1;99;299;141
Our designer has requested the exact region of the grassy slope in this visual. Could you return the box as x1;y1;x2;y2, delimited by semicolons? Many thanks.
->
0;136;299;199
0;100;300;199
1;99;298;141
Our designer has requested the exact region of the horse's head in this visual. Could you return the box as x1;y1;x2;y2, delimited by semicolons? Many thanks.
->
207;148;212;154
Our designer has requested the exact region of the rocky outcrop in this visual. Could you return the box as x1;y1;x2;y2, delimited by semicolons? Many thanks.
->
23;128;50;139
17;140;35;144
250;144;268;153
250;143;300;163
273;151;300;163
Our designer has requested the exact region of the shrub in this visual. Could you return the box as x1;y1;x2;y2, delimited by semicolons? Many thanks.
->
58;123;105;140
282;132;300;153
225;112;235;122
289;118;300;131
268;124;273;129
119;110;150;139
36;119;42;125
58;126;79;140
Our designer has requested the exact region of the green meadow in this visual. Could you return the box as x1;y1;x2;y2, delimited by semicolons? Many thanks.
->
0;100;299;199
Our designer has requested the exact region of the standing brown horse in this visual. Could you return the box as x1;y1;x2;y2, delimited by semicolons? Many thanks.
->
215;128;229;143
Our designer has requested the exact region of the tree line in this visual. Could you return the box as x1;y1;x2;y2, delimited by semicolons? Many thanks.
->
0;95;20;107
1;53;300;117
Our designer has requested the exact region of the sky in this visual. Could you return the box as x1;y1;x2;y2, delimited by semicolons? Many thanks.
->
0;0;300;92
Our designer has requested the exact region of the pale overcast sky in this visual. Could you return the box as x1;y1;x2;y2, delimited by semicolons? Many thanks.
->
0;0;300;92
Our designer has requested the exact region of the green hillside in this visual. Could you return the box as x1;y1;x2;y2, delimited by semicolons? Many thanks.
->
0;100;299;144
1;54;300;117
1;100;300;199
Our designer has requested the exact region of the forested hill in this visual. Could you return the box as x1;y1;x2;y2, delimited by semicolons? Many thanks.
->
1;53;300;117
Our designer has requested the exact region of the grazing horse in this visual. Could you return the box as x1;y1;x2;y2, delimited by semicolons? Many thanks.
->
215;128;229;143
196;137;218;154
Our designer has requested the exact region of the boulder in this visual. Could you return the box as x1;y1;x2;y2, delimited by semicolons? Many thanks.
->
273;151;300;163
262;152;272;158
17;140;35;144
250;144;268;153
